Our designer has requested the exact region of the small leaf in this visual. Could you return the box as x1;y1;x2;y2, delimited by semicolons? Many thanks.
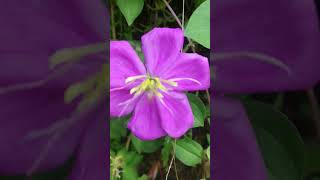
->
131;134;163;153
185;0;210;48
122;166;138;180
206;146;210;160
116;0;144;26
175;137;203;166
49;43;106;69
110;116;129;140
187;93;206;127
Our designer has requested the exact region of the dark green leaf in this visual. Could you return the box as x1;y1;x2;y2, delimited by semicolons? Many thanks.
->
244;100;305;180
131;134;163;153
187;93;206;127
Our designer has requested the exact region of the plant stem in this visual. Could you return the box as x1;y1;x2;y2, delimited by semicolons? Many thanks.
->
110;0;116;40
162;0;196;53
165;139;177;180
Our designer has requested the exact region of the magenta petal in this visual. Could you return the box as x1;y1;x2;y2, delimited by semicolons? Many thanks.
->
157;92;193;138
68;113;107;180
213;96;268;179
110;41;146;88
213;0;320;93
127;94;166;140
161;53;210;91
110;88;138;117
141;28;184;76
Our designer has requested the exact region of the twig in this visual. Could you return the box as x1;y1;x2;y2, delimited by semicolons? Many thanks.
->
125;135;131;150
182;0;185;28
165;139;178;180
110;1;116;40
162;0;196;53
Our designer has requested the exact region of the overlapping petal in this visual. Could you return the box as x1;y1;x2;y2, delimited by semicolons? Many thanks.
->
110;41;146;88
212;96;268;180
157;92;194;138
127;94;166;140
110;89;139;117
161;53;210;91
141;28;184;77
213;0;320;93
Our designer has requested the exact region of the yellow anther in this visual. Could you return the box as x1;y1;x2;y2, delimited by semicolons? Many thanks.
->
126;75;179;98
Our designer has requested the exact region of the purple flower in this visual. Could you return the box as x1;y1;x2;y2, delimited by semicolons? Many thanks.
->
110;28;210;140
0;0;107;179
213;0;320;179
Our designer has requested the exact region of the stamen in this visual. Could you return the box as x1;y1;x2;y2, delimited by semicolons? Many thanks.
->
168;77;202;85
212;51;292;75
158;97;174;116
125;75;146;84
161;79;178;87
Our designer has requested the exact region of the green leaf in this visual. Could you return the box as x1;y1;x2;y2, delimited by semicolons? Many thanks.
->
49;43;106;69
244;100;305;180
122;166;138;180
185;0;210;48
175;137;203;166
137;175;149;180
304;141;320;176
161;137;172;168
206;146;210;160
187;93;206;127
110;116;129;140
131;134;163;153
116;0;144;26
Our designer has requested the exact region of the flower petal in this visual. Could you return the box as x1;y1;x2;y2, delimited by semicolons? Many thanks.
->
110;88;139;118
141;28;184;76
68;110;107;180
161;53;210;91
213;96;268;179
110;41;146;88
127;94;166;140
213;0;320;93
157;92;193;138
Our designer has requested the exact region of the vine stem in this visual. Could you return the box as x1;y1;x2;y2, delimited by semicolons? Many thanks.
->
110;0;116;40
162;0;195;53
306;89;320;141
165;139;178;180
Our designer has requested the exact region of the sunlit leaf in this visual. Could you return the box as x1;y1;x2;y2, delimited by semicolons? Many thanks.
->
185;0;210;48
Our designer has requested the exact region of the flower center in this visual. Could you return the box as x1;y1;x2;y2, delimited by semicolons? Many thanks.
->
125;75;177;98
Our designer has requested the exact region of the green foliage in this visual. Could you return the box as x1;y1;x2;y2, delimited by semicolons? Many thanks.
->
131;134;163;153
161;137;173;168
187;93;207;127
110;116;129;140
245;100;305;180
175;137;203;167
184;0;210;48
116;0;144;26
